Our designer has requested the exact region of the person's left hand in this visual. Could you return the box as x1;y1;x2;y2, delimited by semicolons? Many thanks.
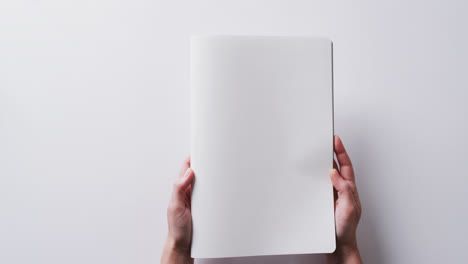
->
161;157;195;264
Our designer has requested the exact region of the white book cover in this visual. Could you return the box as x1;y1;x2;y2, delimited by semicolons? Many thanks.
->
190;35;335;258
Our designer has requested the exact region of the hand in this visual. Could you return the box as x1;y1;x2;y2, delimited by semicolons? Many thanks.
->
327;136;362;264
161;157;195;264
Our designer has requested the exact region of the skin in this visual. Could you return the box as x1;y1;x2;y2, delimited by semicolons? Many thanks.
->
161;156;194;264
161;136;362;264
327;136;362;264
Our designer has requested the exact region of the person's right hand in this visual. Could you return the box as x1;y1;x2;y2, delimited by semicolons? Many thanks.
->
327;135;362;264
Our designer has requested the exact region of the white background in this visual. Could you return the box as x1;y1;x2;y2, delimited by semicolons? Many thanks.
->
1;1;467;263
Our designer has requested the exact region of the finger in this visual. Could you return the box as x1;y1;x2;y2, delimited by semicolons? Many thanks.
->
330;169;354;202
334;135;355;182
333;159;340;201
178;156;191;179
172;168;195;203
332;169;338;201
331;168;359;202
330;169;346;191
185;185;192;207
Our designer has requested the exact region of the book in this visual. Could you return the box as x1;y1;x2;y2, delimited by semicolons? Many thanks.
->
190;35;335;258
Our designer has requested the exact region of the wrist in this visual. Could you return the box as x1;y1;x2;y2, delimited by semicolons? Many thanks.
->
161;236;193;264
327;240;362;264
166;235;191;255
